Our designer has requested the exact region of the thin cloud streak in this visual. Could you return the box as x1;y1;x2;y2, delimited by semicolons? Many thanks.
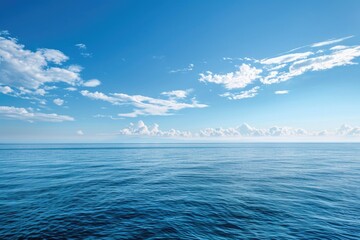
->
0;106;74;122
81;90;207;117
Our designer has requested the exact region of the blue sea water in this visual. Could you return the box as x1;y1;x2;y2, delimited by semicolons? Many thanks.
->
0;143;359;239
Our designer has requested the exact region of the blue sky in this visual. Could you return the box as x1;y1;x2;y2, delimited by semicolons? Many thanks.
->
1;0;360;142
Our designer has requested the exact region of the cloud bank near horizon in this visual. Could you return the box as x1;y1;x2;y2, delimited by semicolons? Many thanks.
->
118;121;360;140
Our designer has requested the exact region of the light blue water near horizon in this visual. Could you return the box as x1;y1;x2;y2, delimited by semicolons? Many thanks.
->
0;143;359;239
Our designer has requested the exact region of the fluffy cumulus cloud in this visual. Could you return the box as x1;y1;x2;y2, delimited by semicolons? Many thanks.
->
0;106;74;122
336;124;360;136
200;36;360;99
0;33;100;97
53;98;64;106
0;86;13;94
119;121;192;137
118;121;360;139
199;64;262;90
81;90;207;117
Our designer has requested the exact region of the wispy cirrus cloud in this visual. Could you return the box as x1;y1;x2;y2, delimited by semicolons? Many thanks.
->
81;90;207;117
0;106;74;122
311;36;353;48
75;43;87;50
93;114;123;120
170;63;194;73
261;45;360;84
260;52;313;65
80;90;119;104
75;43;92;57
220;86;260;100
199;36;360;100
161;89;192;99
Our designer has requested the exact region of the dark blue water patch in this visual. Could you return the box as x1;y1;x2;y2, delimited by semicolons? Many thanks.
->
0;143;359;239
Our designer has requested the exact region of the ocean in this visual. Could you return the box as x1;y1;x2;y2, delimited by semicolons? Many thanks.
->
0;143;359;239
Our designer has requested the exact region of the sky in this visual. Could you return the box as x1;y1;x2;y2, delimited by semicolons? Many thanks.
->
1;0;360;142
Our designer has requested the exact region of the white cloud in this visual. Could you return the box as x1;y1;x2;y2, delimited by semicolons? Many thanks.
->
220;86;260;100
170;63;194;73
201;36;360;99
0;106;74;122
53;98;64;106
81;52;92;58
198;123;307;137
161;89;192;99
260;52;313;65
93;114;123;120
112;92;207;117
0;86;13;94
0;36;80;90
37;48;69;64
76;130;84;135
311;36;353;48
75;43;92;57
199;64;262;89
119;121;192;137
222;57;243;62
0;34;99;97
262;45;360;84
118;121;360;139
75;43;87;50
44;86;57;91
275;90;289;95
81;90;207;117
293;46;360;70
0;34;100;100
330;45;347;51
80;90;120;104
65;87;77;91
336;124;360;136
82;79;101;87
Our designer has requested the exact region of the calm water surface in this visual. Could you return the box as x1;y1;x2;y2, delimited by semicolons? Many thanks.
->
0;143;359;239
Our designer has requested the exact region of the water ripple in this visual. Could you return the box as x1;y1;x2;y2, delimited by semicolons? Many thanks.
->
0;143;359;239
